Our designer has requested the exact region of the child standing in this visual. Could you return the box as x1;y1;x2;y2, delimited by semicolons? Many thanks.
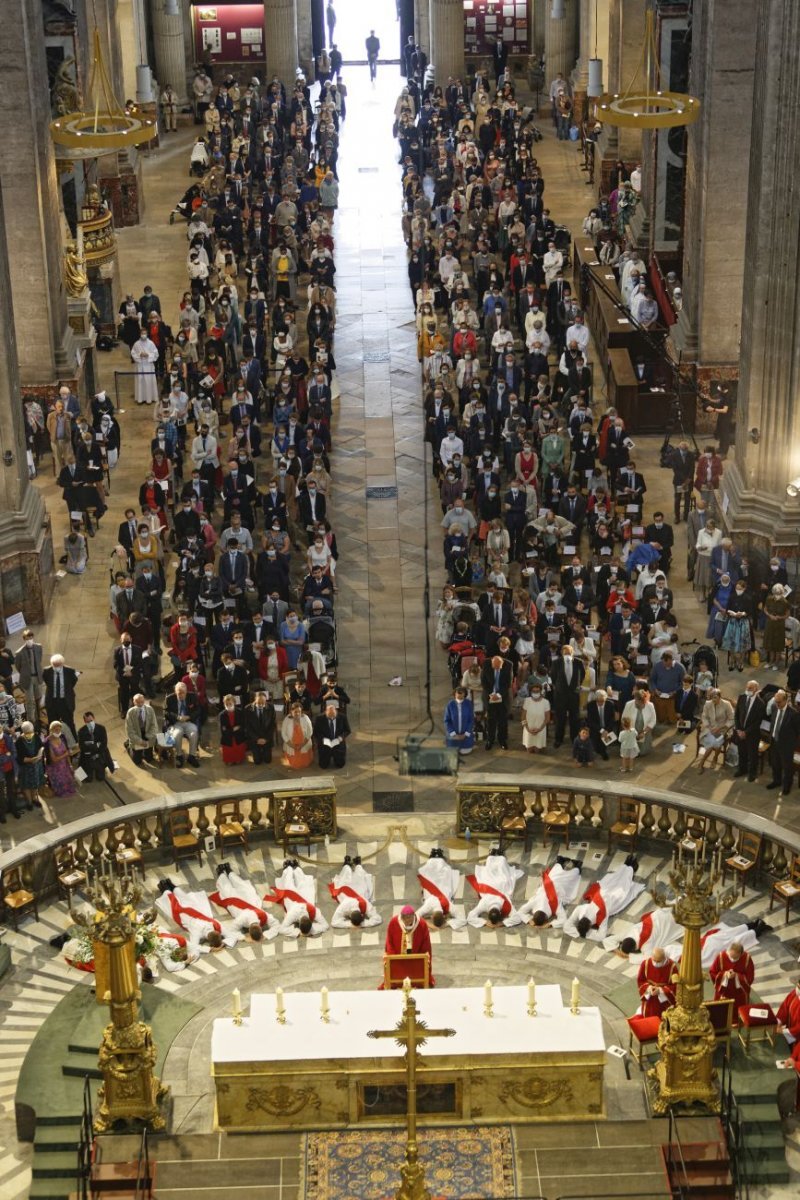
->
619;715;639;772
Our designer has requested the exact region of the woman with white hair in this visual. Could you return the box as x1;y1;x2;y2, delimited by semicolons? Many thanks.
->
16;721;45;811
763;583;790;669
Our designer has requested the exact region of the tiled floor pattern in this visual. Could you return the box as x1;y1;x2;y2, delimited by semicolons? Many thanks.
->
3;829;800;1197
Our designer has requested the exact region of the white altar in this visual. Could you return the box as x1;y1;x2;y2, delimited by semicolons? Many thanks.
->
211;985;606;1129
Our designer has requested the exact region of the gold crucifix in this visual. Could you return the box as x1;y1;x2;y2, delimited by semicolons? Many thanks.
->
368;989;456;1200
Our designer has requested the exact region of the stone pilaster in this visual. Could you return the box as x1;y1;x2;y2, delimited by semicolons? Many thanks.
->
597;0;645;169
669;0;756;368
545;0;578;84
430;0;465;84
150;0;188;104
295;0;314;82
0;177;52;623
531;0;547;59
264;0;299;87
571;0;592;122
722;0;800;545
0;0;75;383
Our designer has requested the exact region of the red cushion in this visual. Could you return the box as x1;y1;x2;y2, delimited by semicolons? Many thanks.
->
738;1004;776;1027
627;1015;661;1042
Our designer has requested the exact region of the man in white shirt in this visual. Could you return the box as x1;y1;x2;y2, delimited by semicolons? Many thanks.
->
329;858;382;927
439;426;465;469
563;856;644;940
565;313;590;354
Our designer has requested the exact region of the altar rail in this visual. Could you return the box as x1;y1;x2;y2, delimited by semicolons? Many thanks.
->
455;773;800;881
0;778;336;901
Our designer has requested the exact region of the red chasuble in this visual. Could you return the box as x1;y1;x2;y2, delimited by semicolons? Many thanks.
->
636;956;676;1017
709;949;754;1006
382;915;434;987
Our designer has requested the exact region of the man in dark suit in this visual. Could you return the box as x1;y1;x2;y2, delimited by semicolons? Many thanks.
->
603;418;630;491
766;691;800;796
492;35;508;82
113;634;144;716
665;440;696;523
118;508;140;564
503;481;527;558
218;538;250;617
644;512;674;572
616;461;647;509
734;682;767;783
164;682;200;767
77;712;114;781
557;486;587;539
562;575;595;621
550;645;585;748
297;482;327;539
586;689;618;760
181;470;214;514
116;576;148;625
216;653;250;708
480;654;513;750
244;690;276;764
478;588;513;656
674;676;699;728
42;654;80;736
313;701;351;768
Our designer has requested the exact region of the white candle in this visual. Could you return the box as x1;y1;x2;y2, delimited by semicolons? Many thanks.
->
232;987;241;1019
571;977;580;1010
527;978;536;1007
484;979;493;1007
276;986;285;1017
321;986;329;1016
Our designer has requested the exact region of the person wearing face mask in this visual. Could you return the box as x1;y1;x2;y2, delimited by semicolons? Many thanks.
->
131;329;160;405
721;578;754;671
77;712;114;782
297;479;326;541
218;537;252;618
224;627;256;678
218;693;249;765
732;680;766;781
169;613;200;679
114;633;145;716
644;511;674;573
16;630;48;723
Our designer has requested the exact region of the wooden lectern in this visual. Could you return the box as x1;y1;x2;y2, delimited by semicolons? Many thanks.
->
383;953;430;990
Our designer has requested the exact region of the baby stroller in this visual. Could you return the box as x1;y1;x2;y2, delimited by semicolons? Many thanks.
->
692;644;718;690
308;615;337;669
553;225;572;269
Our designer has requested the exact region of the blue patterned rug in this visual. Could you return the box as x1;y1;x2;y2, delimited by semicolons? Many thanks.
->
303;1125;516;1199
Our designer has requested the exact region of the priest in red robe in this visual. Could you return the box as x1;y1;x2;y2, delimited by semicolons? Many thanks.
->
777;979;800;1047
636;947;677;1017
382;904;434;988
709;941;755;1012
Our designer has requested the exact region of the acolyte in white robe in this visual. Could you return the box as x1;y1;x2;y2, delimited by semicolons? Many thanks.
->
154;886;242;951
330;863;382;928
510;863;582;928
213;870;280;939
666;922;757;971
131;335;160;405
272;865;329;938
562;864;644;940
604;905;683;956
452;854;524;929
416;855;461;920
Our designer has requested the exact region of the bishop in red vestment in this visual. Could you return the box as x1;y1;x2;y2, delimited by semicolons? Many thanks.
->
382;905;434;987
637;948;677;1017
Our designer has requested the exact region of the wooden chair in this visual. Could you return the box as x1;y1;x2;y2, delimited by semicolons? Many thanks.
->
54;847;87;902
109;824;145;879
281;799;311;858
723;831;762;895
679;815;708;862
215;799;248;854
1;866;38;929
694;724;731;772
167;811;202;868
703;997;735;1060
608;799;640;853
542;793;571;849
770;853;800;924
627;1013;661;1067
383;952;430;990
498;810;533;855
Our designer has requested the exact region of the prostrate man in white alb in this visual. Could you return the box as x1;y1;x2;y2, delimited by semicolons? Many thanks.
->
509;857;582;928
154;879;243;951
417;848;461;926
453;849;524;928
329;856;382;927
210;863;280;939
665;921;761;970
265;860;329;937
607;904;683;957
563;856;645;940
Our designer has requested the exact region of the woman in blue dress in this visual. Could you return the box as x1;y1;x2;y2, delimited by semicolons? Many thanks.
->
721;579;754;671
707;573;734;646
444;686;475;754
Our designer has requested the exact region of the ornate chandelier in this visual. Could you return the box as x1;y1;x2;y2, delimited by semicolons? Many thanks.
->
595;11;700;130
51;29;156;156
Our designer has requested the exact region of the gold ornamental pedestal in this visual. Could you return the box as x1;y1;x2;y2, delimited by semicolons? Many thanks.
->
649;848;733;1113
71;865;168;1132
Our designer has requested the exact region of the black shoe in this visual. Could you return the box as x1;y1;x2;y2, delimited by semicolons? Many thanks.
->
766;781;781;789
343;854;352;865
485;741;494;750
352;855;362;866
748;776;757;783
624;854;639;871
187;754;200;767
175;754;185;767
283;858;293;869
11;810;20;819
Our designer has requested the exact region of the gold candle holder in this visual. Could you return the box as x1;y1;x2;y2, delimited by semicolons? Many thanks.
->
527;1001;537;1017
233;1013;243;1027
276;1011;287;1025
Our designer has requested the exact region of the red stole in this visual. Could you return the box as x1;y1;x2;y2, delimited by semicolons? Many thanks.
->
166;891;221;932
265;887;317;919
328;882;367;913
209;890;267;926
582;881;607;929
466;874;512;916
638;911;654;949
541;868;559;916
418;873;451;914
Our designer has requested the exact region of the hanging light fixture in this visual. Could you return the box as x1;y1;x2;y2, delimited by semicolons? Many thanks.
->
595;10;700;129
551;0;566;19
51;28;156;155
587;1;603;98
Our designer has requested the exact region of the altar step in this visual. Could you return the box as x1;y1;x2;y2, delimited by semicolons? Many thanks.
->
661;1139;735;1198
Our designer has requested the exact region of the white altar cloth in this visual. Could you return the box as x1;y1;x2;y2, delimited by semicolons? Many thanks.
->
212;984;604;1064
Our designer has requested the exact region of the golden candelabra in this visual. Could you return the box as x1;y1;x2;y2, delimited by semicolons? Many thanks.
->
368;994;455;1200
70;863;167;1132
648;844;734;1113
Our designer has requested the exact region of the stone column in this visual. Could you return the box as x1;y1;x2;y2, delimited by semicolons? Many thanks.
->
531;0;547;59
150;0;188;104
0;177;52;623
571;0;592;121
544;0;578;84
264;0;299;86
0;0;74;381
670;0;756;367
597;0;645;172
296;0;314;82
430;0;465;84
721;0;800;545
